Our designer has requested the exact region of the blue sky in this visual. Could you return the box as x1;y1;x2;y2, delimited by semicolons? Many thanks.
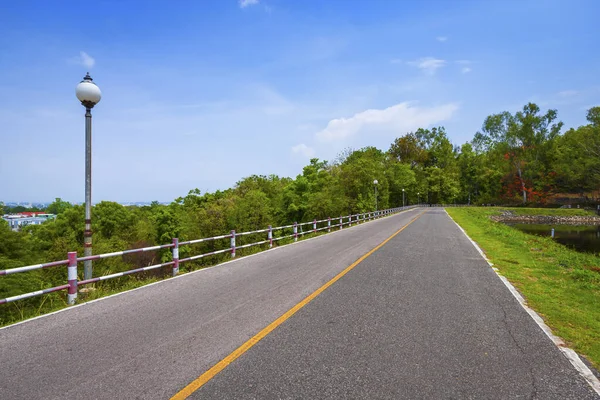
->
1;0;598;203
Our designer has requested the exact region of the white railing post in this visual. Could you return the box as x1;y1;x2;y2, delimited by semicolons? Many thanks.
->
67;251;78;305
339;216;343;230
313;219;317;233
172;238;179;276
293;222;298;242
349;215;352;227
268;225;273;248
230;230;236;258
328;217;331;232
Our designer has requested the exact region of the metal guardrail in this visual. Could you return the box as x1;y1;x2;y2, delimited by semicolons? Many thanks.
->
0;206;419;306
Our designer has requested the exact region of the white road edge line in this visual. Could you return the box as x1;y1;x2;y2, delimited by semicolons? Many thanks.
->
0;208;421;332
444;209;600;395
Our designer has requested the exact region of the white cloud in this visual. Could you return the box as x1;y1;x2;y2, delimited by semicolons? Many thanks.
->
557;90;578;97
291;143;316;158
239;0;259;8
407;57;446;74
70;51;95;69
436;36;448;42
315;102;459;142
455;60;472;74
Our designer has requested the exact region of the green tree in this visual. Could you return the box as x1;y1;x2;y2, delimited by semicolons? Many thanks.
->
339;148;389;212
553;107;600;193
93;201;135;239
230;190;273;231
587;106;600;127
457;143;478;204
385;161;416;206
475;103;563;203
389;133;426;168
45;198;72;215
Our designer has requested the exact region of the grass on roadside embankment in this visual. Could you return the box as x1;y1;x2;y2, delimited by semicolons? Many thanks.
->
446;207;600;370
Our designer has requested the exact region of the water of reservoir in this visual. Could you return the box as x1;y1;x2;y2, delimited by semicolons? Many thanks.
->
507;223;600;254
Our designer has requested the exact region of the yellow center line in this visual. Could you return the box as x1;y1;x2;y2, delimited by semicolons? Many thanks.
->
171;210;426;400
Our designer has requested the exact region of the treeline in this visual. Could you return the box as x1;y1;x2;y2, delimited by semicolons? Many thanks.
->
1;103;599;323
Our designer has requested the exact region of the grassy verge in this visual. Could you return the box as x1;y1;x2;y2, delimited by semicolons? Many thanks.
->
446;207;600;369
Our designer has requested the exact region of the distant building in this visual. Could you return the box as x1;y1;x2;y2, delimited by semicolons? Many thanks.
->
2;213;56;231
15;211;48;217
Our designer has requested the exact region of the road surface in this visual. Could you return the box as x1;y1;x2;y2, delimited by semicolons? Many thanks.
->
0;208;597;399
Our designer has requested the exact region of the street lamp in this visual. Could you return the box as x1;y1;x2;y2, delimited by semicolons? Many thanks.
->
402;188;405;208
373;179;378;211
76;73;101;280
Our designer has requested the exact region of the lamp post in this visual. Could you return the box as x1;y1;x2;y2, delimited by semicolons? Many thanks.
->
402;188;405;208
76;73;101;280
373;179;378;211
417;192;420;205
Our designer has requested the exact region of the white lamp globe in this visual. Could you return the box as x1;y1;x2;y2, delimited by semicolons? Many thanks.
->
373;179;378;185
76;73;101;107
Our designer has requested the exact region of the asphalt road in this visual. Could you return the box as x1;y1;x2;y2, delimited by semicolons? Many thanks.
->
1;208;597;399
0;208;420;399
194;209;598;400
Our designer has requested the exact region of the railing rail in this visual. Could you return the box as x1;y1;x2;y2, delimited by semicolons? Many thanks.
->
0;205;419;305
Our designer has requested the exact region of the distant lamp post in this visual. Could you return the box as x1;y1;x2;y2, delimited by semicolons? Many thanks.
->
402;188;405;208
373;179;378;211
76;73;101;280
418;192;420;205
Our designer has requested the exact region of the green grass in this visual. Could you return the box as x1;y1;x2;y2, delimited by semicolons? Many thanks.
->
494;207;596;217
0;276;163;327
447;207;600;369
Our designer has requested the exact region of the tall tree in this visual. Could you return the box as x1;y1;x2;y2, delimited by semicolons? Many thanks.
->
45;198;72;215
475;103;563;203
553;107;600;193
